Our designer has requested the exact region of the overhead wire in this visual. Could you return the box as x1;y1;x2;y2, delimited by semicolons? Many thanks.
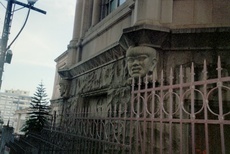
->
6;5;31;50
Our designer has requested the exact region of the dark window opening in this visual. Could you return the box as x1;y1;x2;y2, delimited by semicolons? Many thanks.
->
100;0;126;20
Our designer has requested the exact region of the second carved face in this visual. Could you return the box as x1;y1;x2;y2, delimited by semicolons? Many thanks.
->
126;46;157;78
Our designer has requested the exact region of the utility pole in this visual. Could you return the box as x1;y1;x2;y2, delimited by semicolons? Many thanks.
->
0;0;46;89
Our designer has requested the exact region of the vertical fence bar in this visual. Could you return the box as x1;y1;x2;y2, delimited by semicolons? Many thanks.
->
160;70;164;154
129;77;135;154
117;104;121;149
203;59;209;154
169;68;174;154
137;76;141;118
151;74;156;154
135;76;141;153
179;65;184;154
112;103;116;153
190;63;196;154
99;118;103;154
142;74;148;153
122;98;127;154
217;56;225;154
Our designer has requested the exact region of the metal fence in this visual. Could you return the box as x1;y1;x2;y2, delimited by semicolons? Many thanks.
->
129;57;230;154
28;56;230;154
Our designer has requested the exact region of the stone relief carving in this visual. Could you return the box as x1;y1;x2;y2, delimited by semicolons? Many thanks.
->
102;63;114;87
126;45;157;82
76;59;127;94
66;58;130;120
59;79;70;98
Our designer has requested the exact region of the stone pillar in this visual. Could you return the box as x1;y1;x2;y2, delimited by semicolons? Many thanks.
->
92;0;101;26
67;0;84;66
67;0;93;65
133;0;162;25
80;0;93;37
73;0;93;63
72;0;84;41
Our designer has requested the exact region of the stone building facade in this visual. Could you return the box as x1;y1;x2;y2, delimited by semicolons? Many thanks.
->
51;0;230;121
50;0;230;152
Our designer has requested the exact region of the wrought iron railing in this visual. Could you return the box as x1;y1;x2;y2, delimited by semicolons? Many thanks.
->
26;56;230;154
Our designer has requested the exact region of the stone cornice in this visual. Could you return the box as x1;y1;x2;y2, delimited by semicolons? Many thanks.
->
58;42;125;79
54;50;68;62
80;88;109;97
167;27;230;50
119;24;170;50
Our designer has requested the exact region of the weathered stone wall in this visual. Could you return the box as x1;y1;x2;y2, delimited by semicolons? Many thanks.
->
55;58;131;127
53;26;230;126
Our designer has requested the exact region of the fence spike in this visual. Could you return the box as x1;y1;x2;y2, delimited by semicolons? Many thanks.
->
132;77;135;88
169;67;173;85
152;72;156;83
191;62;195;82
138;75;141;86
161;70;164;86
217;56;222;78
202;59;207;80
145;74;148;85
179;65;183;84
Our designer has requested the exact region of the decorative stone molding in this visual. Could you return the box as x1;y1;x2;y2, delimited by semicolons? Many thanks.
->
58;43;125;79
119;24;170;50
166;27;230;50
80;88;108;97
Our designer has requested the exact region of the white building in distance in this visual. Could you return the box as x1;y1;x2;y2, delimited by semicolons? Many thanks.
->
13;108;29;135
0;89;31;127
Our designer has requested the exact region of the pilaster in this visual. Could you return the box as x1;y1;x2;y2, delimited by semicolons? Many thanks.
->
72;0;84;41
80;0;93;38
92;0;101;26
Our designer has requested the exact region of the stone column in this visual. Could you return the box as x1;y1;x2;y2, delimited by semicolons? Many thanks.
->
67;0;84;66
92;0;101;26
74;0;93;63
72;0;84;41
67;0;93;66
80;0;93;37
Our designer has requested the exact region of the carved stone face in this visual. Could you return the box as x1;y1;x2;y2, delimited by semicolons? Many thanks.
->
59;80;69;98
126;46;157;78
59;83;65;96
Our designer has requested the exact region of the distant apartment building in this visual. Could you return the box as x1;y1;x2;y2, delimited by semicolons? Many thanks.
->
0;89;31;126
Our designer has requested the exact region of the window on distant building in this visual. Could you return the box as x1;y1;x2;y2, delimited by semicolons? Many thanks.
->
101;0;126;20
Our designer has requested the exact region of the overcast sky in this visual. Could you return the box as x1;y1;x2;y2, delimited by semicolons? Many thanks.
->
0;0;76;98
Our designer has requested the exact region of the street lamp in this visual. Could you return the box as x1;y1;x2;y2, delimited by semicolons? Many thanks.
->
0;0;46;89
27;0;38;5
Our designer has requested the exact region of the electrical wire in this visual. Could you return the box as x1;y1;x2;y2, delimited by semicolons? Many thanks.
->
0;2;6;9
6;6;31;50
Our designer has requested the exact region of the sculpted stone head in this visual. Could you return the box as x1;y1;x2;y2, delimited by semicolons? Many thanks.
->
126;46;157;79
59;79;70;98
